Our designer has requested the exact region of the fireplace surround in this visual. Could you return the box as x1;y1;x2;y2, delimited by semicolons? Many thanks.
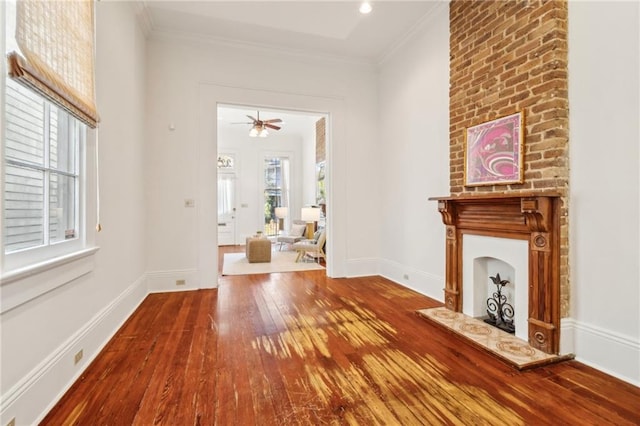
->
430;193;561;354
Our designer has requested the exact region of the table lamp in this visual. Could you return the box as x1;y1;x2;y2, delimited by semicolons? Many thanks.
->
275;207;288;234
301;207;321;239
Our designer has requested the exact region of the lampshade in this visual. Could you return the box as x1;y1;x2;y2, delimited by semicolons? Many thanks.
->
259;127;269;137
301;207;321;222
249;126;259;137
275;207;288;219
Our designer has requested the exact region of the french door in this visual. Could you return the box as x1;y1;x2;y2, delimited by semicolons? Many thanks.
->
217;172;236;245
263;156;290;236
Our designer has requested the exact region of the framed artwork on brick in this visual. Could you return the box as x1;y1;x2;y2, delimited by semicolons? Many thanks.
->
464;111;524;186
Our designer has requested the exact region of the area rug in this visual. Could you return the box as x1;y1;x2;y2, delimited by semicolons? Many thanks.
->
416;307;573;370
222;251;325;276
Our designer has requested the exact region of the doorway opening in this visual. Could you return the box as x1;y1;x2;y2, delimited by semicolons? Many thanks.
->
216;103;328;266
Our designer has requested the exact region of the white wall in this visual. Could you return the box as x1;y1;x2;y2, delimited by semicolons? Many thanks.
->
0;3;148;424
144;33;380;283
568;1;640;385
377;3;450;298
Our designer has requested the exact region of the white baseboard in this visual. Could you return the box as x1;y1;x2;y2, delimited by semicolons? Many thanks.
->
314;252;447;302
344;257;379;277
378;258;444;302
344;258;444;304
563;318;640;386
146;268;199;293
560;318;575;354
0;274;147;426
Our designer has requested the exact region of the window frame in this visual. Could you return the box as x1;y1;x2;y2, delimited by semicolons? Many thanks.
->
2;78;89;274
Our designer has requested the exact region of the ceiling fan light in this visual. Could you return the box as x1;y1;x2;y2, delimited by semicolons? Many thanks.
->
259;128;269;137
249;126;259;137
359;2;372;14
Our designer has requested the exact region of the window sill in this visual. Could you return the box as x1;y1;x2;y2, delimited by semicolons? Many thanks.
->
1;246;100;313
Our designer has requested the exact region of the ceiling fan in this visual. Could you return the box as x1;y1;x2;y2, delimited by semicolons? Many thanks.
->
234;111;282;137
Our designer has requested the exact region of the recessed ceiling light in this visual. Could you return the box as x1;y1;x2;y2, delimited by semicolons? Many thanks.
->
359;2;372;14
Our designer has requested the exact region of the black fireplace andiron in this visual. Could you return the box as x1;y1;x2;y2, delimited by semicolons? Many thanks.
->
485;273;515;334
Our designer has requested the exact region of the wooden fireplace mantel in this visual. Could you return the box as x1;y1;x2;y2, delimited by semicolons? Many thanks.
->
429;192;561;354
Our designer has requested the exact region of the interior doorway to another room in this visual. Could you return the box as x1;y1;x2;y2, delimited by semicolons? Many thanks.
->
216;104;328;265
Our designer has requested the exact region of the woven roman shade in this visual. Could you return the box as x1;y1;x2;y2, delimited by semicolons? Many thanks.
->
7;0;98;128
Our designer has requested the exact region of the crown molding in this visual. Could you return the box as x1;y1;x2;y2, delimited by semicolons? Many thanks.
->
376;0;449;67
148;29;378;71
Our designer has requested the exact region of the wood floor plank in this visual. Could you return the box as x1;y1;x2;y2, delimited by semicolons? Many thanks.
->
102;294;187;425
215;278;258;424
40;246;640;425
191;290;218;425
130;296;194;424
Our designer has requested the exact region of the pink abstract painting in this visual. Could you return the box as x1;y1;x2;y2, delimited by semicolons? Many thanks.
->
464;112;524;186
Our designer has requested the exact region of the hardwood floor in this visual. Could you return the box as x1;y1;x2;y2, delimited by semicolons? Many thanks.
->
41;246;640;425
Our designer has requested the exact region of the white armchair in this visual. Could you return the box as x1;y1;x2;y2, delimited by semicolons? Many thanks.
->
276;220;307;251
292;229;326;263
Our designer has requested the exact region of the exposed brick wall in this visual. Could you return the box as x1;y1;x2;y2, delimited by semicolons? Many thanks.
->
449;0;570;317
316;117;326;163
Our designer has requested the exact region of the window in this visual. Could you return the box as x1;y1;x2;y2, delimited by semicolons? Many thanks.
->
3;77;84;269
1;0;96;295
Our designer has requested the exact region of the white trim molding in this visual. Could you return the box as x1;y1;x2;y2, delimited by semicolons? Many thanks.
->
379;258;444;303
560;318;576;355
377;1;449;66
146;268;200;293
0;247;100;314
564;318;640;386
0;274;147;425
344;257;379;278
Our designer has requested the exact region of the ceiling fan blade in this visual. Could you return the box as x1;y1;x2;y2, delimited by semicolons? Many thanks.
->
263;118;282;123
246;115;257;122
230;121;253;124
264;123;281;130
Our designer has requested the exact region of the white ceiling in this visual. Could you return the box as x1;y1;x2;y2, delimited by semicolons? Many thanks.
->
140;1;443;63
140;1;443;137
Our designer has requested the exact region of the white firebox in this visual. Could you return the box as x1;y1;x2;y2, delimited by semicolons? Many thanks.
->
462;235;529;342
